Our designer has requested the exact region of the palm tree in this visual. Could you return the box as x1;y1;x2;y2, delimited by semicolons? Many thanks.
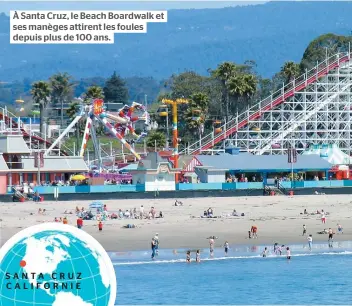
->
281;61;300;84
212;62;237;121
227;74;258;114
83;86;104;103
184;92;209;134
49;73;74;128
31;81;51;136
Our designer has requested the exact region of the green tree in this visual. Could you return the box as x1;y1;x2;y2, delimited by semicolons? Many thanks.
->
168;71;209;99
84;86;104;103
211;62;239;120
49;72;75;127
280;61;300;84
256;78;273;100
184;92;209;134
103;72;128;104
227;73;258;114
300;34;352;71
146;130;166;149
31;81;51;136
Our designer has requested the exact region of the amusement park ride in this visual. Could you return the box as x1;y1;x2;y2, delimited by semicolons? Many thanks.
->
44;99;149;169
1;50;352;172
182;49;352;156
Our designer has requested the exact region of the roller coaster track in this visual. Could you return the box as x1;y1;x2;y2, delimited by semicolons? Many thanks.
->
182;51;352;155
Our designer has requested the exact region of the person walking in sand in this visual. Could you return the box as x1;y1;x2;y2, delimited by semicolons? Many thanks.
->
337;224;343;234
302;224;307;236
321;212;326;224
251;225;258;238
76;217;83;229
140;205;144;219
307;234;313;250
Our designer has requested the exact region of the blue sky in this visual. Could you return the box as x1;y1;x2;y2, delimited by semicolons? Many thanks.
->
1;1;267;13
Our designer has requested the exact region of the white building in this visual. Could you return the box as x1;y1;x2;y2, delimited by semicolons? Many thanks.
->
129;152;180;191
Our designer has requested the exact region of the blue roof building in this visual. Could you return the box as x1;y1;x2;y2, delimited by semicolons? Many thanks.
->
194;152;332;183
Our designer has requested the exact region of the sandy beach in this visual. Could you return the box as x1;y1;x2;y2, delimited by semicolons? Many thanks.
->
0;194;351;252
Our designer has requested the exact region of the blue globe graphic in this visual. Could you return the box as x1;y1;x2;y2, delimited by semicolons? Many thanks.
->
0;224;116;306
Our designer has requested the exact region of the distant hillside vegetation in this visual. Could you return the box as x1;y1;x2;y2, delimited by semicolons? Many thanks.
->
0;1;352;81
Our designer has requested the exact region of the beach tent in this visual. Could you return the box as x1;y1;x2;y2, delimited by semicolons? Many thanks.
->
302;144;352;165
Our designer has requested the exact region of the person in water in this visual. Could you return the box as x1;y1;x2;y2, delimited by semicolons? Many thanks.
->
224;241;229;255
151;238;157;259
154;233;159;256
186;251;191;263
196;250;200;263
262;247;268;257
273;243;278;253
209;237;215;257
286;247;291;260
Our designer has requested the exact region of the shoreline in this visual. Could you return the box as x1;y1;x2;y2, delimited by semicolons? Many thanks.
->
1;194;351;252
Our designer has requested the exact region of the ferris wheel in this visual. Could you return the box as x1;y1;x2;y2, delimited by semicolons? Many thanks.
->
44;99;149;164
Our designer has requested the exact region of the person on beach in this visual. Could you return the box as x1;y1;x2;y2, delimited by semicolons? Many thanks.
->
224;241;229;255
151;238;156;259
262;247;268;258
302;224;307;236
321;212;326;224
154;233;159;256
207;208;213;218
286;247;291;260
62;217;68;225
273;243;278;253
196;250;200;263
98;221;103;231
139;205;144;219
251;225;258;238
77;217;83;229
337;224;343;234
248;231;252;239
186;251;191;263
328;228;334;246
307;234;313;250
209;237;215;257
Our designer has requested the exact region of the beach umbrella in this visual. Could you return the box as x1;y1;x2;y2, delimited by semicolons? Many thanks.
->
71;174;87;181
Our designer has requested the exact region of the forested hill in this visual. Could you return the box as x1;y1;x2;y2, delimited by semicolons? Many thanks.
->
1;1;352;81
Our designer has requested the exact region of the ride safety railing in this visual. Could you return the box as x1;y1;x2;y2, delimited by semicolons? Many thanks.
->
182;50;352;155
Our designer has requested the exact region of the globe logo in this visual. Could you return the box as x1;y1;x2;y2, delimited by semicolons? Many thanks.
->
0;223;117;305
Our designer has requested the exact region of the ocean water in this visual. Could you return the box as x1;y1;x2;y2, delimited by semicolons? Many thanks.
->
111;242;352;304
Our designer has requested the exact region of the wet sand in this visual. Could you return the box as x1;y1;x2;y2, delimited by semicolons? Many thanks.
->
0;195;351;251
